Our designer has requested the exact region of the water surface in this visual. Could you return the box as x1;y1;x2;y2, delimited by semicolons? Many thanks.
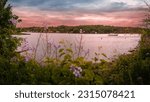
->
17;33;141;61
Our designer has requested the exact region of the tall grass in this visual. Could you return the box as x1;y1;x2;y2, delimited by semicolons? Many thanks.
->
19;32;92;64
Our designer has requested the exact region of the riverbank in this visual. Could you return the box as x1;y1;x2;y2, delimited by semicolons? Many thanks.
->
19;25;145;34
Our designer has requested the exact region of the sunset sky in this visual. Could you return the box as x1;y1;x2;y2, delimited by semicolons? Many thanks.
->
10;0;147;27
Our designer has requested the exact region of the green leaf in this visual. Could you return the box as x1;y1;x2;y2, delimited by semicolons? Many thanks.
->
84;69;94;81
102;53;107;58
66;48;73;53
59;48;64;53
59;52;65;57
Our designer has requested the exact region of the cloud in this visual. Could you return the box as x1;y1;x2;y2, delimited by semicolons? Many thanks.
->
109;2;127;10
13;6;146;27
10;0;144;12
10;0;100;11
10;0;146;27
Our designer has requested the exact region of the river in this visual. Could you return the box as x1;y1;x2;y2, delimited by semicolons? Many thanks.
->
16;33;141;61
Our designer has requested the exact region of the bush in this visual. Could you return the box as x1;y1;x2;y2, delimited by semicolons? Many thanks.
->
0;0;21;59
108;33;150;85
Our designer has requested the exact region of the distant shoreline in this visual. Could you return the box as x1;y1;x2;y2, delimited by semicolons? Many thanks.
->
20;32;31;35
18;25;145;34
13;32;31;35
18;32;141;35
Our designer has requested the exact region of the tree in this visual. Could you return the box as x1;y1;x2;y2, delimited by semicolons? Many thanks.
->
0;0;21;59
143;0;150;28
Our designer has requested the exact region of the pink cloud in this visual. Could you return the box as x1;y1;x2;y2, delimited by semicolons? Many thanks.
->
13;7;146;27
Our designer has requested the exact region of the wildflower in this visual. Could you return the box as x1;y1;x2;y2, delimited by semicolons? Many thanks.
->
70;65;76;71
25;55;31;62
9;18;17;25
48;40;52;44
70;64;82;78
73;70;82;78
20;38;34;61
21;38;32;51
77;67;82;72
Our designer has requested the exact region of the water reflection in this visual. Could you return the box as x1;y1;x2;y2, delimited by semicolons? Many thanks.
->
16;33;141;61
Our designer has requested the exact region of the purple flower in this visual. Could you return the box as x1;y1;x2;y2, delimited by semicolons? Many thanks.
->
70;65;75;71
25;56;31;62
9;18;17;25
73;71;81;78
70;64;82;78
48;41;51;44
21;38;32;51
77;67;82;72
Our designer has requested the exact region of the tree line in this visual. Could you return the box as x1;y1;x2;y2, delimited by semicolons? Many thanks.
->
19;25;146;34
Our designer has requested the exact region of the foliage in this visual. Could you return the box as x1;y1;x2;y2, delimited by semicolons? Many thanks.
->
0;0;21;59
0;0;150;85
108;32;150;85
20;25;144;34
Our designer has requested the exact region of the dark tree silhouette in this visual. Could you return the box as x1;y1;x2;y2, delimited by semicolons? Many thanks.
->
0;0;21;59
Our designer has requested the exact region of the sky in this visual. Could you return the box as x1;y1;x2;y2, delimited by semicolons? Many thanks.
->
9;0;147;27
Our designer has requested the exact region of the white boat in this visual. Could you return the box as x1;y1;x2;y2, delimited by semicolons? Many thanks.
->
108;33;118;36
